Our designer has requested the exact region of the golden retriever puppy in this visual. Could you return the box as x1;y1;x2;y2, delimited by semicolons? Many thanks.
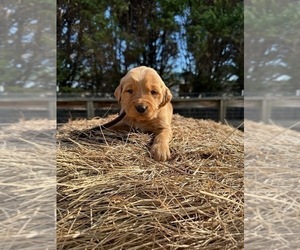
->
113;66;173;161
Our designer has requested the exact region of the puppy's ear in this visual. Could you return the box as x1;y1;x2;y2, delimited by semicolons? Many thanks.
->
160;86;172;107
114;82;123;103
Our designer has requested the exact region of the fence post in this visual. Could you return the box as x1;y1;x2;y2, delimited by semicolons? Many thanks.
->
261;98;270;123
48;101;56;120
87;101;95;119
219;98;226;123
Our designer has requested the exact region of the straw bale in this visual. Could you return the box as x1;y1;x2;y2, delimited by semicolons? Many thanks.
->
0;120;56;250
244;120;300;249
57;114;244;249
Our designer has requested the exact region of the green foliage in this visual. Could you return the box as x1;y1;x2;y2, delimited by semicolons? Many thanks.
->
57;0;244;94
0;0;56;92
245;0;300;93
185;0;243;92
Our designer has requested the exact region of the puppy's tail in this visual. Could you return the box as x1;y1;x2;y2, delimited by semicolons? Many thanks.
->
72;112;126;138
91;111;126;131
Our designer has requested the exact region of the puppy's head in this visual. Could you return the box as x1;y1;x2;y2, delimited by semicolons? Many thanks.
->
114;66;172;121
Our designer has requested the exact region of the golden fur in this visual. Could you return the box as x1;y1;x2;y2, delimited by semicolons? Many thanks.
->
112;66;173;161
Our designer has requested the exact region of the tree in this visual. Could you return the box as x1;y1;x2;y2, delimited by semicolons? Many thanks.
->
184;0;243;93
0;0;56;93
57;0;184;93
57;0;244;95
57;0;112;93
245;0;300;94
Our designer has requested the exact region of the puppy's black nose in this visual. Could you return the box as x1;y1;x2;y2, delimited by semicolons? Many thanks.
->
135;105;148;113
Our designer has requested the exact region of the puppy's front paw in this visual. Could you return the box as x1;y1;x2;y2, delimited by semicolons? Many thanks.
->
150;143;170;161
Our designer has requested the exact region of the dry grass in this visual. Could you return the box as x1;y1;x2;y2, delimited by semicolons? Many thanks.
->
57;114;244;250
0;119;56;250
3;116;298;249
244;120;300;249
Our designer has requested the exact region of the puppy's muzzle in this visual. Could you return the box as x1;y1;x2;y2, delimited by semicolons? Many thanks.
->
135;105;148;114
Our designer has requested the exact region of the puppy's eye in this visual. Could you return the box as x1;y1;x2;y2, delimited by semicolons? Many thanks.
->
126;89;133;94
151;90;158;95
